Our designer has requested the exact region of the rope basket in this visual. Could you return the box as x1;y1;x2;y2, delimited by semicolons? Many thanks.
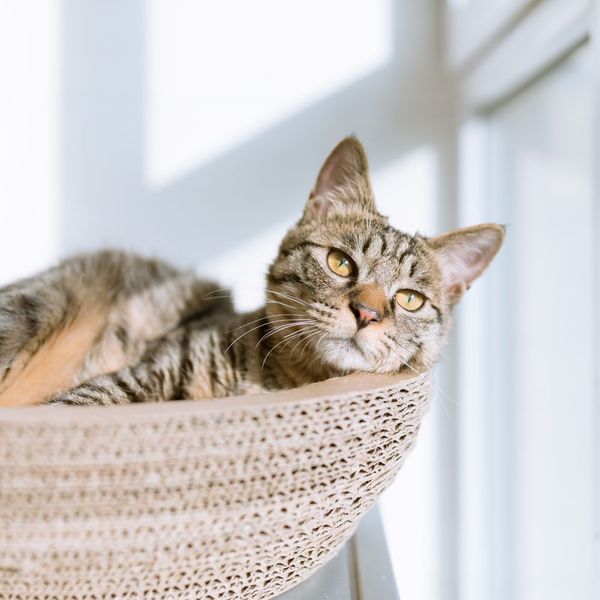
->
0;372;432;600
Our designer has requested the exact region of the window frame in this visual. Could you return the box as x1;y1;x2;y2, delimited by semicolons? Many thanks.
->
449;0;599;598
445;0;538;68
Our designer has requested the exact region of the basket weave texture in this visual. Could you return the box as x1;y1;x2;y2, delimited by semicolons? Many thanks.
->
0;372;431;600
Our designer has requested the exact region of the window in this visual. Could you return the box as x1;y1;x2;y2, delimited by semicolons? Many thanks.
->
457;27;596;600
446;0;534;67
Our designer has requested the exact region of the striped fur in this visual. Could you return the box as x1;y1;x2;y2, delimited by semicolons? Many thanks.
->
0;137;504;406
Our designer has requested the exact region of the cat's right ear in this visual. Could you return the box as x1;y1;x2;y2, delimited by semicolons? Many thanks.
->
302;136;376;222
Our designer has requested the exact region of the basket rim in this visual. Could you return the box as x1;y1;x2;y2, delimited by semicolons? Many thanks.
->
0;371;428;424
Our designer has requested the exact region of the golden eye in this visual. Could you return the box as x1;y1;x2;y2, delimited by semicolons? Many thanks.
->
395;289;425;312
327;249;355;277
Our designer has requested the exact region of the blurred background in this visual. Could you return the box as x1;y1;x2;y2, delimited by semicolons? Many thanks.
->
0;1;597;599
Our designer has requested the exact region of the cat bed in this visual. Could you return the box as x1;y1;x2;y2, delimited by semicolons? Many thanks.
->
0;371;431;600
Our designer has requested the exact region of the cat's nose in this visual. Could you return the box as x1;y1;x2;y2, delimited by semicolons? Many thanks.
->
350;301;382;328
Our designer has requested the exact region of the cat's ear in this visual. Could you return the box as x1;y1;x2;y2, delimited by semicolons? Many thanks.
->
303;136;375;221
428;224;505;304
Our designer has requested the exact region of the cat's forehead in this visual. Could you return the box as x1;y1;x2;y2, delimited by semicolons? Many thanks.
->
307;216;439;288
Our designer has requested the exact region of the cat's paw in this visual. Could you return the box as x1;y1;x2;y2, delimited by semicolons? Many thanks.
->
44;391;83;406
44;395;71;406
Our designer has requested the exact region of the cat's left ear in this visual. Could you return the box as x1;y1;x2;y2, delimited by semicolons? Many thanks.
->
302;136;376;221
428;224;505;304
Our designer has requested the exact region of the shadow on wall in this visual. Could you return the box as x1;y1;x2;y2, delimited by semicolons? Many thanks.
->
60;0;453;267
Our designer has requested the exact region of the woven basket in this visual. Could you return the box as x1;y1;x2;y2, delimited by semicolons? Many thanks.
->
0;372;431;600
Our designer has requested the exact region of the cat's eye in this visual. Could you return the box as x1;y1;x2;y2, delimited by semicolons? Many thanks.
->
395;289;425;312
327;249;355;277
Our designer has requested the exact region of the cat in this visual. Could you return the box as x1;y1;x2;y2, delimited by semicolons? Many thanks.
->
0;137;504;407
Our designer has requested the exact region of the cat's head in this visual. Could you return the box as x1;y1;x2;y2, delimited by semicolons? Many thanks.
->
266;136;503;376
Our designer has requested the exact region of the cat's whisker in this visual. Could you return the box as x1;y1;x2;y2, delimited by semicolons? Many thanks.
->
226;318;310;354
288;327;321;356
305;332;329;371
227;314;298;333
382;339;422;378
224;323;270;353
381;343;446;410
278;327;317;355
302;329;328;361
265;299;302;312
200;294;233;301
255;320;317;348
201;287;236;300
372;347;388;372
385;338;457;410
260;321;323;369
261;330;306;370
224;318;307;354
280;326;321;359
267;289;311;308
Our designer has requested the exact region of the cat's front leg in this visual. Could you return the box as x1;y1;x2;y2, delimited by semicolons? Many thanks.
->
44;326;204;405
45;364;165;406
45;323;222;406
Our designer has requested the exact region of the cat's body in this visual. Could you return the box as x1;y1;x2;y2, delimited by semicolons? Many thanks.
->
0;251;266;406
0;137;504;407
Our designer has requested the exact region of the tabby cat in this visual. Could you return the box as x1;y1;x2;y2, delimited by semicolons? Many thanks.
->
0;137;503;407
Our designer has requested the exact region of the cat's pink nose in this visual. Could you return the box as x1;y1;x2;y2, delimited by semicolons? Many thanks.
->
350;302;382;328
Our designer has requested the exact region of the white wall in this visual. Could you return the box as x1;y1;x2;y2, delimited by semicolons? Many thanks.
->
0;1;62;284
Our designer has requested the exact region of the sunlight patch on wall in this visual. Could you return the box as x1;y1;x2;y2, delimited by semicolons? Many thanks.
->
145;0;391;188
0;1;61;284
372;147;438;236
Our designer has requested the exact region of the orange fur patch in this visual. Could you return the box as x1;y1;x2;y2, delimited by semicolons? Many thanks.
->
0;308;107;407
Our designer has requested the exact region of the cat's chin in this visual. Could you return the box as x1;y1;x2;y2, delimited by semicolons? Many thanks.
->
317;336;377;372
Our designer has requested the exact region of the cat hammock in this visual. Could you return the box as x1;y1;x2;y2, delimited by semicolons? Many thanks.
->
0;371;431;599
